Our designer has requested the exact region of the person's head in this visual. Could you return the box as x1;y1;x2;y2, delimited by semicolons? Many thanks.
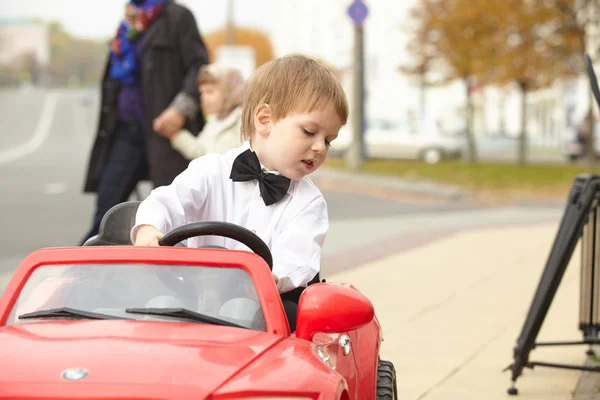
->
197;64;245;119
240;54;349;180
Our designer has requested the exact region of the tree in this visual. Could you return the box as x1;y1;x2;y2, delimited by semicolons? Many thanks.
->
203;26;275;68
398;4;435;134
69;39;107;86
403;0;589;165
549;0;600;168
45;22;107;87
482;0;581;165
402;0;500;163
19;52;38;83
46;22;72;86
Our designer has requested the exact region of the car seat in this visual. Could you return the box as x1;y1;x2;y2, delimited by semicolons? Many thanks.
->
83;201;141;246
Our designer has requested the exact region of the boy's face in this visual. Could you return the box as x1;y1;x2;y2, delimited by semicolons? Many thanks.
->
199;83;224;116
254;103;343;180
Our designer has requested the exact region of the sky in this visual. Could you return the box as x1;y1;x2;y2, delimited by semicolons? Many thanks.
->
0;0;274;39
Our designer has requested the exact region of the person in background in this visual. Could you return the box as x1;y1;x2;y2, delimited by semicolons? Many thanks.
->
158;64;245;159
81;0;209;245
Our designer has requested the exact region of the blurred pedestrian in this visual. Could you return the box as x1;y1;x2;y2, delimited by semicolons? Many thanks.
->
158;64;245;159
572;117;595;161
80;0;209;245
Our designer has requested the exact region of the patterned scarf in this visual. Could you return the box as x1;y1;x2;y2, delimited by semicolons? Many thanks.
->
109;0;168;83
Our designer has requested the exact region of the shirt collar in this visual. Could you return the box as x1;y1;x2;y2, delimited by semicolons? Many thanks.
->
238;140;297;196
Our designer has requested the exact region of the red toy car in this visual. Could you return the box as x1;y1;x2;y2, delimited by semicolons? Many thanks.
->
0;202;397;399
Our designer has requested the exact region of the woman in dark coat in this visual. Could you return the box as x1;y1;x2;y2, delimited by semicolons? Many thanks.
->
81;0;209;244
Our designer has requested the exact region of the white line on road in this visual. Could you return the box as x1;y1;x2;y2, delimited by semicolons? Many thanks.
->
44;182;68;194
0;92;59;165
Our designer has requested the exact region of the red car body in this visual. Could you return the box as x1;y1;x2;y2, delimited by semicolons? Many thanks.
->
0;246;385;400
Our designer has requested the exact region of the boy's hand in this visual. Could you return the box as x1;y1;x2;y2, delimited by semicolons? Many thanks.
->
134;225;164;247
272;273;279;285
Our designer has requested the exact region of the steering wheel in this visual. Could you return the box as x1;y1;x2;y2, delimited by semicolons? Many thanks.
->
158;221;273;270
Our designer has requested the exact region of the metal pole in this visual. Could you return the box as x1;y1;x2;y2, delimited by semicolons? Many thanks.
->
347;24;364;170
225;0;236;45
360;29;366;160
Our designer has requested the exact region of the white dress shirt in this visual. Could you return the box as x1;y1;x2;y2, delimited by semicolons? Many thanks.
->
131;141;328;293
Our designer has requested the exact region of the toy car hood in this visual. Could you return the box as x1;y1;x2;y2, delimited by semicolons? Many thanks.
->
0;319;283;398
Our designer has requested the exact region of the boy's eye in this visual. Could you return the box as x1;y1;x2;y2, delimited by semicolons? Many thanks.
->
303;127;331;147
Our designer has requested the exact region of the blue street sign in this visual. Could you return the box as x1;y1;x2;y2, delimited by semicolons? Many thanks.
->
347;0;368;27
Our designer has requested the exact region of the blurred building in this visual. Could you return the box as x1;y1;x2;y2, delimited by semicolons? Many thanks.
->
271;1;595;148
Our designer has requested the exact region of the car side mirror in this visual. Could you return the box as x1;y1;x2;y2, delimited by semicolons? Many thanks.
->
295;283;374;341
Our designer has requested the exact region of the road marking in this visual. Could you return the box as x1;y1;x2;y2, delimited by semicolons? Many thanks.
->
44;182;68;195
0;92;59;165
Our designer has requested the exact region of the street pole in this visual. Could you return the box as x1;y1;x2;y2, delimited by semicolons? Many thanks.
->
347;24;364;170
225;0;235;45
346;1;368;171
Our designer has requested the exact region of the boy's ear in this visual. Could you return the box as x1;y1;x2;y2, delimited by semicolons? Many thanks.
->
254;104;272;137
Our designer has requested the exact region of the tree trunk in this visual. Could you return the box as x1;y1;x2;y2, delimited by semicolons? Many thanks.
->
499;89;506;135
420;73;426;127
518;81;528;166
464;79;478;163
580;33;596;170
586;66;595;170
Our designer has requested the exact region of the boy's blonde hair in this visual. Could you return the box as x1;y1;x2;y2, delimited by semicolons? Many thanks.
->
240;54;349;140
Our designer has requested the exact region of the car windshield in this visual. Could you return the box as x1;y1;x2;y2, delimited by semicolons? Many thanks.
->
6;263;266;331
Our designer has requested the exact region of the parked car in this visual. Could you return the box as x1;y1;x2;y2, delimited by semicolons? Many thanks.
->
331;119;464;164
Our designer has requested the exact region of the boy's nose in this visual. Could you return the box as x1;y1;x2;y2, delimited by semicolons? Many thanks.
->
312;139;327;153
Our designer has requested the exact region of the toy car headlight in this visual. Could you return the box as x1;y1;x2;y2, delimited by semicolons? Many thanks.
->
310;342;337;370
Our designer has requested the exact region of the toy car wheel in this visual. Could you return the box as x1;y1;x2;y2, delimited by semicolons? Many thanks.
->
377;359;398;400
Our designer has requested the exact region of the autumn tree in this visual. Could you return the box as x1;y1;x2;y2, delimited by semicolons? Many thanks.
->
402;0;500;163
548;0;600;168
18;52;39;83
398;4;435;133
203;27;274;68
43;22;108;86
68;38;107;86
46;22;72;85
485;0;582;165
404;0;590;165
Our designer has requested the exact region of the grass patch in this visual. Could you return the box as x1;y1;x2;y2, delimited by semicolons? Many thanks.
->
325;157;591;198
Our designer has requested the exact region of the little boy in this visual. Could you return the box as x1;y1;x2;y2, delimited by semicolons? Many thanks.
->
131;54;349;330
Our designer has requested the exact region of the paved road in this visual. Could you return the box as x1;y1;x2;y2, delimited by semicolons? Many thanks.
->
0;88;565;293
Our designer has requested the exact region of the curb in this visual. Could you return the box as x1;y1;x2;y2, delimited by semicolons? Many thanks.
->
573;347;600;400
312;167;468;202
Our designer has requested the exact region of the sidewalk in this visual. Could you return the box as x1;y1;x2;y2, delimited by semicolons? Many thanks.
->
324;221;596;399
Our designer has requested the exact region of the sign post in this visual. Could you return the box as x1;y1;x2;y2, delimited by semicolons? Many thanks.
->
346;0;368;170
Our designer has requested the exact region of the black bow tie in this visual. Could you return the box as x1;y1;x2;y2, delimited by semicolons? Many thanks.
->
230;149;291;206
